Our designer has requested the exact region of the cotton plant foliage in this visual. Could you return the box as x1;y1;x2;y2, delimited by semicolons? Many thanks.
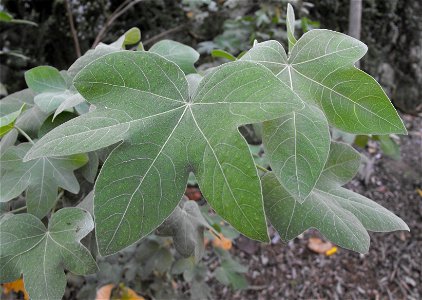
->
0;4;410;300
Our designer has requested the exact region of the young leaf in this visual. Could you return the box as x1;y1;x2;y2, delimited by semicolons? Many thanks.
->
211;49;237;61
0;143;87;218
24;66;72;113
0;89;48;136
156;200;211;262
53;93;85;120
262;142;409;253
25;51;302;255
241;31;406;134
0;104;24;137
263;104;330;202
0;208;97;300
286;3;297;52
374;135;401;160
149;40;200;74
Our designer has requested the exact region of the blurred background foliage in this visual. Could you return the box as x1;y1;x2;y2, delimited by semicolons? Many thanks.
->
0;0;421;113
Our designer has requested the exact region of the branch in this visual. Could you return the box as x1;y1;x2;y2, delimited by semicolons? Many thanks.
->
92;0;144;48
142;24;186;47
65;0;81;58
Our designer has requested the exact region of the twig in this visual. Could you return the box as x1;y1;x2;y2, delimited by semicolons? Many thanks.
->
9;206;27;214
15;126;34;145
142;24;186;47
65;0;81;57
92;0;144;48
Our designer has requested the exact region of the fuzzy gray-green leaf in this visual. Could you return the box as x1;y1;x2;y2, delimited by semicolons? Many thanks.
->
26;51;302;255
0;208;97;300
262;142;409;253
242;31;406;134
0;143;87;218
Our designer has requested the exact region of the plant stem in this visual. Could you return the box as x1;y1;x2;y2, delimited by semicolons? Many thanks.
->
256;164;268;173
91;0;144;48
10;206;27;213
65;0;81;58
15;126;34;145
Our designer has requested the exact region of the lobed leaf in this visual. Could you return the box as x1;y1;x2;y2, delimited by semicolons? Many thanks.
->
262;142;409;253
263;104;330;202
0;208;97;300
0;143;87;218
26;51;302;255
241;30;406;134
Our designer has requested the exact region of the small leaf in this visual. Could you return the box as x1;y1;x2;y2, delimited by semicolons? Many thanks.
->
0;143;88;218
262;142;409;253
149;40;200;74
0;89;48;136
123;27;141;46
286;3;297;52
375;135;401;160
0;208;97;300
53;93;86;120
211;49;237;61
24;66;72;114
156;201;210;262
0;104;24;137
25;66;67;94
0;11;13;22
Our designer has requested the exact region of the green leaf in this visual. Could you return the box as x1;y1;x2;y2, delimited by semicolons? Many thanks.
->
263;104;330;201
67;45;118;79
123;27;141;46
0;143;88;218
26;51;302;255
211;49;237;61
80;152;99;183
38;112;77;138
374;135;401;160
0;11;13;22
149;40;200;74
286;3;297;53
53;93;86;120
0;207;97;300
0;129;18;155
0;89;48;135
0;104;24;137
24;66;72;114
156;200;211;262
262;142;409;253
241;31;406;134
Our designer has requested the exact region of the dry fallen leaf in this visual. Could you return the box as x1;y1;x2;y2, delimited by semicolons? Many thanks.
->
416;188;422;197
307;237;335;255
120;286;144;300
96;284;145;300
212;233;232;250
2;278;29;300
96;284;114;300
